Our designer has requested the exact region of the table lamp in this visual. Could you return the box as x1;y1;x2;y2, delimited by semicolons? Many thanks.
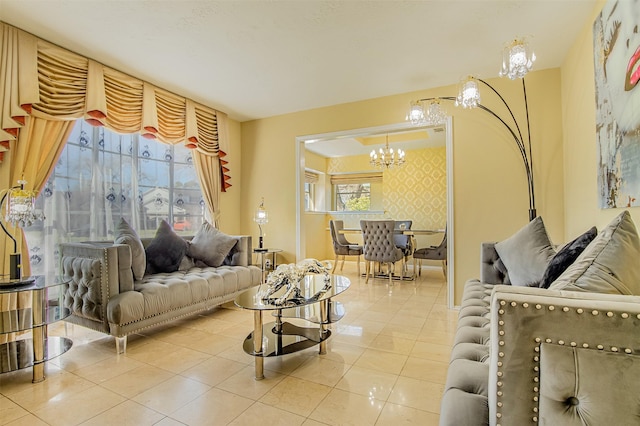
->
254;197;268;251
1;180;40;282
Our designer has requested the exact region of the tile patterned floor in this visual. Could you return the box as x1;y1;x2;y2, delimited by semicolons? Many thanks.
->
0;265;457;425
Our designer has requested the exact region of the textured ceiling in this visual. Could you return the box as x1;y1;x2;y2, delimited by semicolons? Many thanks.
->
1;0;596;123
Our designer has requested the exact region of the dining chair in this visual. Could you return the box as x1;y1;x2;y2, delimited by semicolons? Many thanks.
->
360;220;404;285
413;228;447;278
394;219;414;278
329;220;363;276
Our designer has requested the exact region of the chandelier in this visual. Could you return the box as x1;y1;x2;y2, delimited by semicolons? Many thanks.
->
370;135;406;169
405;36;538;221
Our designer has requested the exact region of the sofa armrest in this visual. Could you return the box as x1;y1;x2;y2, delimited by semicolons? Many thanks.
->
59;242;132;324
480;242;510;284
225;235;252;267
488;285;640;425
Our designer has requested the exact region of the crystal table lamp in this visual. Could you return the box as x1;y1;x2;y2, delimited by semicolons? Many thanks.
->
1;180;40;281
254;198;268;250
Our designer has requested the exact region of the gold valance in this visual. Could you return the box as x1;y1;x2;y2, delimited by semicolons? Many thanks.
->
0;22;231;190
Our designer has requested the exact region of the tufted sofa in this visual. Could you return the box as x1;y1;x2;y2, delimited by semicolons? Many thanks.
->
59;235;261;353
439;242;640;425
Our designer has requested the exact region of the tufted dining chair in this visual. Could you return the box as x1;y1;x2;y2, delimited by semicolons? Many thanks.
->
413;228;447;278
360;220;404;285
329;220;363;276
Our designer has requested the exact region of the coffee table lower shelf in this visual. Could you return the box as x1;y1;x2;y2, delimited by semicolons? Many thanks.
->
242;321;331;358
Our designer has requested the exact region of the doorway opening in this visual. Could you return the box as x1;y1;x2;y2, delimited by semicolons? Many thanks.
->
295;119;455;308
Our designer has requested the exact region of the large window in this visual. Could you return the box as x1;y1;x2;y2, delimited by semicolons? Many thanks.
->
24;121;203;277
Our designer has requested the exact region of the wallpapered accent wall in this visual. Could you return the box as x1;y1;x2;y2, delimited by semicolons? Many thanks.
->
328;146;447;231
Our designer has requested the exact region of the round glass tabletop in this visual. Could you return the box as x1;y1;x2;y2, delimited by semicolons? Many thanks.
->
235;274;350;311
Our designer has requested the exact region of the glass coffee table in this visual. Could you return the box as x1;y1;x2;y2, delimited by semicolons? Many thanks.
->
234;273;350;380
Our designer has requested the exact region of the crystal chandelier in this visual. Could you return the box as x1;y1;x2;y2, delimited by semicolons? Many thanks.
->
455;76;481;109
499;38;536;80
370;135;406;169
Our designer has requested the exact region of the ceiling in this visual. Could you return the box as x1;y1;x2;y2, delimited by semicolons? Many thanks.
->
305;126;446;158
1;0;597;127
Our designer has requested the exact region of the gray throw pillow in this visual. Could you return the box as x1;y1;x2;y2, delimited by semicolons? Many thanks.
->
549;211;640;295
145;220;188;274
495;216;556;287
188;221;239;267
114;217;146;280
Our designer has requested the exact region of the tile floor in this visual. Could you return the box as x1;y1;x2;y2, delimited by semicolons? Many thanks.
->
0;264;457;426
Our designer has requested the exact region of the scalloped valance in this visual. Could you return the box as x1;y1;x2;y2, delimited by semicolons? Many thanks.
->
0;22;231;190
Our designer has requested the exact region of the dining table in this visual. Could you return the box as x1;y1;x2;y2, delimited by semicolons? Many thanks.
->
337;228;445;235
335;227;445;279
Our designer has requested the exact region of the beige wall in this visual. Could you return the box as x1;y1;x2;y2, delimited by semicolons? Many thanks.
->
560;1;636;236
241;68;565;304
217;117;243;234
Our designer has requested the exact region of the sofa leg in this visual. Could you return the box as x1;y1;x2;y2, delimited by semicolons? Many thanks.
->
115;336;127;354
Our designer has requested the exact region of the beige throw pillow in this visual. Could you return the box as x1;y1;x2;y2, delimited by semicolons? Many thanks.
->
549;211;640;295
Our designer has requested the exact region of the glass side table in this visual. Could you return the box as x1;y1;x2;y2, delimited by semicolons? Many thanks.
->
0;276;72;382
253;248;283;283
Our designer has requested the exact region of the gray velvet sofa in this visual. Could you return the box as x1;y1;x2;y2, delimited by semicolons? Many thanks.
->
440;211;640;426
59;234;261;353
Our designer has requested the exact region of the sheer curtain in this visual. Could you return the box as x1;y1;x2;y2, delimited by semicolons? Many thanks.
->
25;121;204;279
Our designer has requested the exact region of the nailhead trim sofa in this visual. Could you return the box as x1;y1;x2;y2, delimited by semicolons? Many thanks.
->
439;242;640;425
59;235;261;353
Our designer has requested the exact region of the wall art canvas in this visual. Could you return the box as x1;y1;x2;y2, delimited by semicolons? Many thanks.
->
594;0;640;208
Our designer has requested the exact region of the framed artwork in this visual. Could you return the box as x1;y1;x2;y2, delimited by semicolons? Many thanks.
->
594;0;640;208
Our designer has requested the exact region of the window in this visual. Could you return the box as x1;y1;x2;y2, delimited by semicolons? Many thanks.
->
304;182;315;211
334;183;371;211
24;121;203;277
304;170;320;212
331;173;382;211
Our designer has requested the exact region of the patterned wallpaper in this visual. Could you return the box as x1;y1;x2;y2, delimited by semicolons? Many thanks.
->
328;147;447;231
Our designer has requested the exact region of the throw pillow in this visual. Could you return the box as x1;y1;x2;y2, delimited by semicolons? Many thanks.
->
495;216;556;287
188;221;239;267
114;217;146;280
145;220;188;274
549;211;640;295
539;226;597;289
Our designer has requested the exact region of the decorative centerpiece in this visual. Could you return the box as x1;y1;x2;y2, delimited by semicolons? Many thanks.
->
257;258;331;306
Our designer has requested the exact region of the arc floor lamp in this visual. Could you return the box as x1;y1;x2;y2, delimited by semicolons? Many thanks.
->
407;38;537;221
